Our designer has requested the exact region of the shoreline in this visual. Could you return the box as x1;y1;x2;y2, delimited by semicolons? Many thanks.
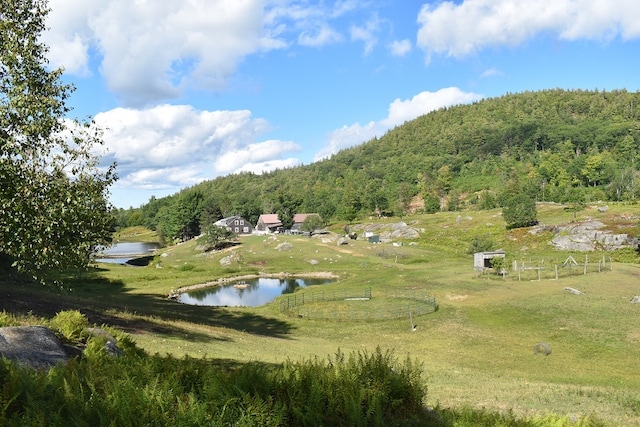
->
168;271;339;298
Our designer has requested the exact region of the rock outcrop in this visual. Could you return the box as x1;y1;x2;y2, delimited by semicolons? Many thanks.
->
0;326;125;370
549;220;639;251
0;326;76;370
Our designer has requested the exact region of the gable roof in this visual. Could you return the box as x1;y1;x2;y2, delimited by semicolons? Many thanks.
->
258;214;281;225
215;215;243;227
293;213;319;223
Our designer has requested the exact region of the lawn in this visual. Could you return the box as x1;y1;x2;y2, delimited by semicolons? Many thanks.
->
2;202;639;425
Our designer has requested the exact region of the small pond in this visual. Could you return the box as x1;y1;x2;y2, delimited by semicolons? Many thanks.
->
178;277;334;307
95;242;160;264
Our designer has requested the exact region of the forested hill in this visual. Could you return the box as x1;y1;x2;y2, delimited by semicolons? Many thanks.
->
118;89;640;242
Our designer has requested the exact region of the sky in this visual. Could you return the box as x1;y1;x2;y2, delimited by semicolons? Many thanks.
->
41;0;640;209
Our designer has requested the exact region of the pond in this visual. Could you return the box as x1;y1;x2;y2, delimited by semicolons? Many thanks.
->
95;242;160;264
177;277;334;307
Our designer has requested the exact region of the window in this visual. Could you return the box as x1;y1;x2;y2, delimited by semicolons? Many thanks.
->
243;227;249;233
235;227;240;233
235;220;239;225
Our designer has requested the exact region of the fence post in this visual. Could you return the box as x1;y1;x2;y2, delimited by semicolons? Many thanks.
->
584;255;588;275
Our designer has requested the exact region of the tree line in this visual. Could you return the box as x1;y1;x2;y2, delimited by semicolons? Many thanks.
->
117;88;640;241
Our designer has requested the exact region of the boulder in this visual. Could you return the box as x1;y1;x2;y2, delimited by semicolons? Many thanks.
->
0;326;75;370
0;326;126;370
533;342;552;356
276;242;292;251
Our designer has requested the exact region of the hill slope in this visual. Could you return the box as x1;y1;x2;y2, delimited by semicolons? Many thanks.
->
120;89;640;240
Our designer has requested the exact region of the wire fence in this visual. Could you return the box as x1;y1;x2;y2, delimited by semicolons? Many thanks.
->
476;254;614;281
279;287;438;321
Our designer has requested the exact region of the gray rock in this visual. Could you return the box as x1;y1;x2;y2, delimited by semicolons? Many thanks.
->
550;220;639;251
564;287;584;295
0;326;75;370
219;254;234;266
276;242;292;251
631;296;640;304
533;342;551;356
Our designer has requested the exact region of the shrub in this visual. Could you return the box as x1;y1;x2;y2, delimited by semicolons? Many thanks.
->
501;193;538;229
49;310;89;342
467;235;495;254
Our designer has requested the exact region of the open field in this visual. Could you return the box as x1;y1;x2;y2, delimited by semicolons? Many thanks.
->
2;203;640;424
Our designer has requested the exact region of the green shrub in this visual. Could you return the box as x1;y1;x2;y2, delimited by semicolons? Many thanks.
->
49;310;88;342
468;235;496;254
611;247;640;264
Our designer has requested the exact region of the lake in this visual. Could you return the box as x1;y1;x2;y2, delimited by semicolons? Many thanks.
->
95;242;160;264
177;277;333;307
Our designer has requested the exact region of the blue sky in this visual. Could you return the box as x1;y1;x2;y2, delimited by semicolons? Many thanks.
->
42;0;640;208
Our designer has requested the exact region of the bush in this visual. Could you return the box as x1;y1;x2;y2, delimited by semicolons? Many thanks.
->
501;193;538;229
467;235;495;255
49;310;89;342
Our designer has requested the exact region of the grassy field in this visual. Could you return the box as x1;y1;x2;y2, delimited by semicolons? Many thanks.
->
4;203;640;425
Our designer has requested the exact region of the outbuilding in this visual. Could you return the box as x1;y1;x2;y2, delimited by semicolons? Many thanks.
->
474;250;506;270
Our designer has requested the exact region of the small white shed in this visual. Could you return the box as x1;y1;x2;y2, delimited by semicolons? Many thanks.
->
474;250;506;270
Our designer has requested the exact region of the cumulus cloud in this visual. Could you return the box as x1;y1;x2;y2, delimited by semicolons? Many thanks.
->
390;39;412;57
314;87;482;160
43;0;379;105
44;0;271;106
417;0;640;59
93;105;300;192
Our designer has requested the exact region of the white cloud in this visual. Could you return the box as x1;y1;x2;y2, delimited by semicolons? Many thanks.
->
214;139;300;173
417;0;640;59
390;39;412;57
43;0;379;104
93;105;300;192
350;14;382;55
298;25;344;47
480;67;505;78
45;0;270;106
314;87;482;160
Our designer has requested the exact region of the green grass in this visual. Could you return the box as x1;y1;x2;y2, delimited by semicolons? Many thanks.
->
2;202;640;425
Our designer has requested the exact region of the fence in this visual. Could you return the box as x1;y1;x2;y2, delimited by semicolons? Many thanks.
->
279;287;438;321
476;254;614;281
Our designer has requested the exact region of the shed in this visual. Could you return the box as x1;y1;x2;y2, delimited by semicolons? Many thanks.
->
474;250;506;270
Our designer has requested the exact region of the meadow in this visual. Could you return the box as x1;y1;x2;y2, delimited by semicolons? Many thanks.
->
3;203;640;425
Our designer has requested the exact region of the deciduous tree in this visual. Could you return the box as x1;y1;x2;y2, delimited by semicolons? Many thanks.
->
0;0;116;279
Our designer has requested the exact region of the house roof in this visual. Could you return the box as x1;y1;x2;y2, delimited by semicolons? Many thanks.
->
215;216;246;227
293;213;319;223
258;214;281;225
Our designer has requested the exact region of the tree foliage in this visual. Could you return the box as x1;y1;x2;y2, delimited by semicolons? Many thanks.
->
0;0;116;279
199;224;233;251
301;214;325;234
115;89;640;234
501;193;538;230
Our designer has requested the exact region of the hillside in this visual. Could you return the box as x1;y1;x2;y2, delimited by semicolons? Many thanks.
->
116;89;640;243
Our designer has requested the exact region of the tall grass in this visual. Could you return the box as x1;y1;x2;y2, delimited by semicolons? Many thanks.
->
0;341;427;426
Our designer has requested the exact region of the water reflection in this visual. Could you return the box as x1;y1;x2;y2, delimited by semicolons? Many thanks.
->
178;277;333;307
95;242;160;264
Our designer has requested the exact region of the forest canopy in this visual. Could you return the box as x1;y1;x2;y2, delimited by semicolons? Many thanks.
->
116;89;640;241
